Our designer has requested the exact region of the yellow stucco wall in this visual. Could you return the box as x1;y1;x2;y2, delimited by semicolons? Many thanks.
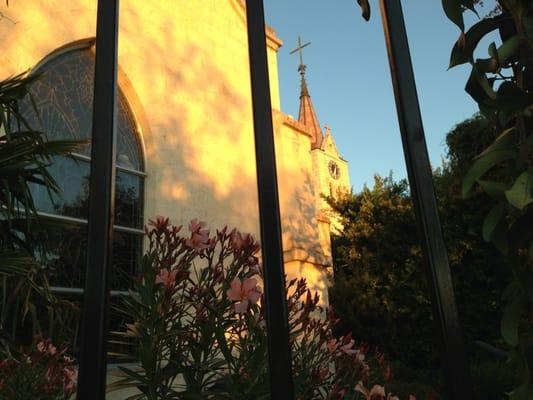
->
0;1;336;292
0;1;350;396
0;0;280;237
311;133;351;234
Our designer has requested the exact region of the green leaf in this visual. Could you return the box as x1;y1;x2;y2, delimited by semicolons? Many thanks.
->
460;0;476;13
465;67;496;104
482;203;507;242
462;149;516;197
501;291;526;346
523;15;533;40
442;0;465;31
508;383;533;400
476;127;516;159
478;180;510;201
476;36;525;73
505;170;533;210
450;16;505;68
476;42;500;73
494;82;533;111
496;35;525;65
522;134;533;155
357;0;370;21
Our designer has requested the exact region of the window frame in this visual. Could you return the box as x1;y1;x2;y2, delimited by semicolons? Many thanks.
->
26;42;147;295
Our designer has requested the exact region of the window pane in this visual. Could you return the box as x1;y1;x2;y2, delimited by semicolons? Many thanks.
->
111;230;142;291
37;222;88;289
115;172;143;229
37;221;141;292
23;47;143;170
30;156;90;220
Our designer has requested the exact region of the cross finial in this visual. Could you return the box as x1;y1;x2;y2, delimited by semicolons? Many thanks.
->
290;36;311;75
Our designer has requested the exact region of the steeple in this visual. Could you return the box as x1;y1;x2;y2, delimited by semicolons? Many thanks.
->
290;36;323;149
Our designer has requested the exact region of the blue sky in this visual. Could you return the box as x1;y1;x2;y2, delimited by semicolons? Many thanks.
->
264;1;483;191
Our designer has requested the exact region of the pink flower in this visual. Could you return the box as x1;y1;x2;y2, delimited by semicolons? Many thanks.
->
355;383;386;400
48;344;57;355
151;216;170;231
64;382;76;394
370;385;386;399
186;231;210;251
64;367;78;381
338;338;357;355
330;383;347;399
230;231;255;251
327;336;357;356
185;220;210;252
189;218;206;233
250;260;262;276
226;277;262;313
327;338;339;353
155;269;178;288
36;341;46;353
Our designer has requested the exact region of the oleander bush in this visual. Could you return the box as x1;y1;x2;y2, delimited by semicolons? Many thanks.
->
0;337;77;400
111;217;409;400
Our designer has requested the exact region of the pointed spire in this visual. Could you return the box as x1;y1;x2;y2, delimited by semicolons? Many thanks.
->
290;36;323;149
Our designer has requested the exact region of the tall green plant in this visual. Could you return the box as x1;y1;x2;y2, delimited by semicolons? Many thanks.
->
0;72;82;349
111;218;402;400
443;2;533;398
356;1;532;397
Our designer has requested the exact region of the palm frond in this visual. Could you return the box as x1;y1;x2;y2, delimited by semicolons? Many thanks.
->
0;71;85;346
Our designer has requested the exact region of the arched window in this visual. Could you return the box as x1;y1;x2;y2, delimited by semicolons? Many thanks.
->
24;44;145;293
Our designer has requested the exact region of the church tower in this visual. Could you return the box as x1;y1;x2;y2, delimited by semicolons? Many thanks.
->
291;37;350;235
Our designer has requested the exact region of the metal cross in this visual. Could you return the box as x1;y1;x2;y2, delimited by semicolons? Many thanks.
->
290;36;311;67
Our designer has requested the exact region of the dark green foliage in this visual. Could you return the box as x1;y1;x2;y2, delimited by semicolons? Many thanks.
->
435;116;508;351
0;72;83;350
355;1;532;396
470;357;520;400
328;115;516;397
328;175;436;369
444;2;533;397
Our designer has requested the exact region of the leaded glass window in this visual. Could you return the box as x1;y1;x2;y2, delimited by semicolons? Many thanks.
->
24;45;145;292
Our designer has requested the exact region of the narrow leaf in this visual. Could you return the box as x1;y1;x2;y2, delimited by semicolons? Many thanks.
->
465;67;496;104
442;0;465;32
501;292;526;346
462;150;516;197
356;0;370;21
482;203;507;242
478;180;510;201
505;170;533;210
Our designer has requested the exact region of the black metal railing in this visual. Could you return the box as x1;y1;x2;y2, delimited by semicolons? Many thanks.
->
75;1;471;398
76;1;119;399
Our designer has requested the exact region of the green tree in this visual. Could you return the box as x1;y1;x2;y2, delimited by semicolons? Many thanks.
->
356;1;533;396
328;115;518;398
329;175;434;368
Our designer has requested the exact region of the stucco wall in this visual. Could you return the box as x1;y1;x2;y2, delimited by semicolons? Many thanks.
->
0;2;333;301
0;2;341;397
0;0;294;240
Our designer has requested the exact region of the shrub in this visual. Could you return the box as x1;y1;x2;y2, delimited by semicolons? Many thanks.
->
111;217;405;400
0;337;77;400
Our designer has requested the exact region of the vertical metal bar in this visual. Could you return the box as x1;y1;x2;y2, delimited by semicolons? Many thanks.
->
76;0;119;398
245;1;295;398
378;1;472;398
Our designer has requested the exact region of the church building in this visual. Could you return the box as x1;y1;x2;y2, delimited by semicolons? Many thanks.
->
0;0;350;305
